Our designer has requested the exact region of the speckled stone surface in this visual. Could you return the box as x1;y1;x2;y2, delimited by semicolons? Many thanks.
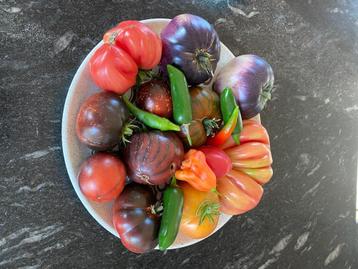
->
1;0;358;268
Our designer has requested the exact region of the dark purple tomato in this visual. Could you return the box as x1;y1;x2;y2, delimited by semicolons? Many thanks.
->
135;79;173;118
113;183;160;253
76;92;129;150
124;131;184;185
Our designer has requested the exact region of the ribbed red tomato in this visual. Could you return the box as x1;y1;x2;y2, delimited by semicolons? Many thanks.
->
89;44;138;95
103;20;162;70
217;120;273;215
78;153;126;202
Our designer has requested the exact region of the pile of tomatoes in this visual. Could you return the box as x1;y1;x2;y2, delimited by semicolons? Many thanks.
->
75;15;273;254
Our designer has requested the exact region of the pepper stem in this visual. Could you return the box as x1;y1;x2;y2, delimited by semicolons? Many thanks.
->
181;123;192;146
170;176;177;187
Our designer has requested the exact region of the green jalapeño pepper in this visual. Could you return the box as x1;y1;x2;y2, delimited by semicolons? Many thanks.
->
220;88;243;144
167;65;192;125
158;178;184;250
123;96;180;131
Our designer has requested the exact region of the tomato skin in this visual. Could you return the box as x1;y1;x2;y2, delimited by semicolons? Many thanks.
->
76;92;129;150
225;142;272;169
221;119;270;149
104;21;162;70
78;153;126;202
190;86;221;120
179;182;219;239
113;183;160;253
89;44;138;95
217;169;263;215
199;146;232;178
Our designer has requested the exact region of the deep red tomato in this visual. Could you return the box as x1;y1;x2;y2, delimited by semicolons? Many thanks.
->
89;44;138;95
78;152;126;202
103;20;162;70
199;146;232;178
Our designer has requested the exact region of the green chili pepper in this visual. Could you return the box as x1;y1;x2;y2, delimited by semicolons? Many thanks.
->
167;64;192;125
158;178;184;250
123;96;180;132
220;88;243;144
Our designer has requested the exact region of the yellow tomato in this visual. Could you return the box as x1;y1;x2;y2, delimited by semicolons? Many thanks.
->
179;182;219;239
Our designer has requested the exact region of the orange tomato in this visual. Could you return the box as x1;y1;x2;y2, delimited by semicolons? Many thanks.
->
217;169;263;215
179;182;219;239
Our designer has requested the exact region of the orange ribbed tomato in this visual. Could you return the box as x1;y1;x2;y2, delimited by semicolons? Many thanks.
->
217;120;273;215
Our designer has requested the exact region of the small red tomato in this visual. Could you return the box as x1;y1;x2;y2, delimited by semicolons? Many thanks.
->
78;152;126;202
135;79;173;118
103;21;162;70
89;44;138;95
199;146;232;178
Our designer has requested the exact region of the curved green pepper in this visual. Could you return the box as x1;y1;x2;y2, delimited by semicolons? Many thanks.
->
123;96;180;131
220;88;243;144
167;64;192;125
158;179;184;250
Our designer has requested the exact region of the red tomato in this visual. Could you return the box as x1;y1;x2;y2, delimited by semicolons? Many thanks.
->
103;21;162;70
78;152;126;202
89;44;138;95
199;146;232;178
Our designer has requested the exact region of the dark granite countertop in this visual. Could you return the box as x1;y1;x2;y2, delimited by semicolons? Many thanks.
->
1;0;358;268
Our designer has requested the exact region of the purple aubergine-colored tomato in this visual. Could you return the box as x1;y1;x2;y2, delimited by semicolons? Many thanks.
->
124;131;184;185
113;183;160;253
161;14;221;85
76;92;129;150
213;54;274;119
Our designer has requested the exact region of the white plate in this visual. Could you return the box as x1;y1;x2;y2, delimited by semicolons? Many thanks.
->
62;18;245;249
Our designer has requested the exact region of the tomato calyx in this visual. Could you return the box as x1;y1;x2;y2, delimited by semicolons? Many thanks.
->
120;118;140;145
146;201;163;217
196;200;220;225
202;118;221;137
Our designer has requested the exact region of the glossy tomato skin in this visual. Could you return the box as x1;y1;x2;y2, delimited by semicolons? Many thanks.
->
113;184;160;253
78;152;126;202
199;146;232;178
179;182;219;239
104;21;162;70
221;119;270;150
190;86;221;120
89;44;138;94
76;92;129;150
217;169;263;215
135;79;172;118
178;120;207;148
124;131;184;185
